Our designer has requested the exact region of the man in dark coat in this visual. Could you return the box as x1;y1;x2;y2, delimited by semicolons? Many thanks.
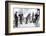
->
32;9;40;23
14;12;18;27
19;13;23;24
33;9;40;27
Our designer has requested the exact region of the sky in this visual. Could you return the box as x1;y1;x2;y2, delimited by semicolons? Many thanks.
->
13;7;38;17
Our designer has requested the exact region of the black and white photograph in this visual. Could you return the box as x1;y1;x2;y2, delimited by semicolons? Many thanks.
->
13;8;40;28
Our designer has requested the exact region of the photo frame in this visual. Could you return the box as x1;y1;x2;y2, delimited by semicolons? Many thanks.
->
5;1;45;35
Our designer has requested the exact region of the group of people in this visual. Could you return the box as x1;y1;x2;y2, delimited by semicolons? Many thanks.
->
14;9;40;27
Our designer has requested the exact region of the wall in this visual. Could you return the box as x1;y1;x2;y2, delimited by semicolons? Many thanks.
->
0;0;46;36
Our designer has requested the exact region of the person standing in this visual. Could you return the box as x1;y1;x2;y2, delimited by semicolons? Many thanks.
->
34;9;40;27
26;13;30;24
19;13;23;24
14;12;18;27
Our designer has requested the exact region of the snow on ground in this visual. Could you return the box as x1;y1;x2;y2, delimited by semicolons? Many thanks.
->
18;23;35;28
